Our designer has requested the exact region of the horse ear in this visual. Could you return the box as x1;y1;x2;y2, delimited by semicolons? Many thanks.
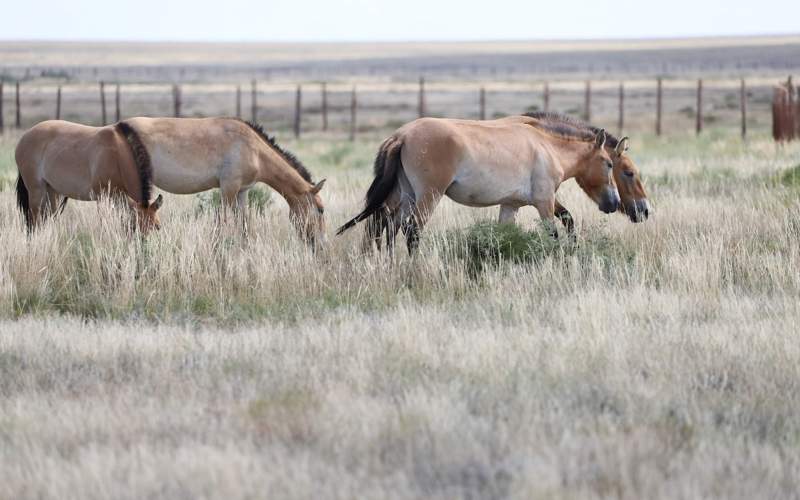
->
595;129;607;149
615;136;630;155
311;179;327;194
151;194;164;210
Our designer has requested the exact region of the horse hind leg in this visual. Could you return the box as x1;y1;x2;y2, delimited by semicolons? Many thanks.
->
403;190;443;255
25;180;54;230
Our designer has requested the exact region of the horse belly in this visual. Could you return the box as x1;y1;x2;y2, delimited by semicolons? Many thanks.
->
150;150;220;194
446;166;531;207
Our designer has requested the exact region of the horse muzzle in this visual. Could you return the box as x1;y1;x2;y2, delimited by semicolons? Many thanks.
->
598;189;621;214
626;199;651;223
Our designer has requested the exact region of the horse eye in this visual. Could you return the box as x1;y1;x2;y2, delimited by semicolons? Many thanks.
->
624;170;634;178
606;161;613;170
318;207;325;215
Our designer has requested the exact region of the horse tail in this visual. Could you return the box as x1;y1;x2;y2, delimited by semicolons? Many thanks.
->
336;137;403;235
115;121;153;207
15;175;32;230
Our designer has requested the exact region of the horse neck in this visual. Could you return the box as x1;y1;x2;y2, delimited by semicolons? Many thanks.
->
545;137;595;180
256;148;312;202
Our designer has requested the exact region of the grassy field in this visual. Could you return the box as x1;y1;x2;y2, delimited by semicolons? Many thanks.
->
1;126;800;498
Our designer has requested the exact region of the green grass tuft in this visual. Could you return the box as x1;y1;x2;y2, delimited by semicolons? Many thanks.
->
194;186;272;216
780;164;800;188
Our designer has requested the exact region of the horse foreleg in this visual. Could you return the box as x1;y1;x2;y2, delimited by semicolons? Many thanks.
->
498;205;518;224
554;199;575;235
236;190;250;237
534;198;559;240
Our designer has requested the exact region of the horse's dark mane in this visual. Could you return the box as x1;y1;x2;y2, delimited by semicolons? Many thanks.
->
243;120;313;183
523;111;620;147
115;121;153;206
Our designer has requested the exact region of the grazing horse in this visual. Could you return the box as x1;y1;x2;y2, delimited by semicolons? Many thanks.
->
119;117;327;248
519;112;650;233
16;118;327;247
337;116;620;254
15;120;164;232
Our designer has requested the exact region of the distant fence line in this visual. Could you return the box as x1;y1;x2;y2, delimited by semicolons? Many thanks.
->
0;76;789;140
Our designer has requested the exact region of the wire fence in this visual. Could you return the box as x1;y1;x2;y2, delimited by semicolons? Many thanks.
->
0;76;788;139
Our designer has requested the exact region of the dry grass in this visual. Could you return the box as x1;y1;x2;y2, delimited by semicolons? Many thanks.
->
1;129;800;499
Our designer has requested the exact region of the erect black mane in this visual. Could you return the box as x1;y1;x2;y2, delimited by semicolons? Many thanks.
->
243;120;313;183
115;121;154;206
523;111;620;147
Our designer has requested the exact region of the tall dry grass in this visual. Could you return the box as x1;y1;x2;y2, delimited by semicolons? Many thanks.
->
1;129;800;498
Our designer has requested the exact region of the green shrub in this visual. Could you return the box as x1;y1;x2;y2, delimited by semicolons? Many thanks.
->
438;221;636;277
194;186;272;216
439;221;561;275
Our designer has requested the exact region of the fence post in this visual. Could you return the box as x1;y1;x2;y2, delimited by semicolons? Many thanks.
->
418;76;426;118
788;76;796;140
796;83;800;139
294;84;302;139
115;83;121;122
251;80;257;124
100;81;107;126
740;79;747;139
656;78;663;136
321;82;328;131
172;84;181;118
695;79;703;135
56;86;62;120
479;87;486;120
584;80;591;122
0;82;4;133
543;82;550;112
235;86;241;119
16;81;21;129
617;82;624;134
349;86;357;141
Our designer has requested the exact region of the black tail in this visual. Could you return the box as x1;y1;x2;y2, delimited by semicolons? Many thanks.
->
336;138;403;235
115;121;153;206
15;175;32;230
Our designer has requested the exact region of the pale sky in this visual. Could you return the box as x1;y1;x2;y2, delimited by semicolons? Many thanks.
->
3;0;799;42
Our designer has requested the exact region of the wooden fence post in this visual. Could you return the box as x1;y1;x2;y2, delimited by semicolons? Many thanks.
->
294;84;302;139
543;82;550;112
251;80;257;124
56;86;62;120
584;80;591;122
0;82;4;133
740;78;747;139
418;76;426;118
656;78;663;136
479;87;486;120
115;83;121;122
788;76;796;140
617;82;624;134
235;86;241;119
172;84;181;118
321;82;328;131
695;79;703;135
100;81;107;126
349;86;357;141
16;81;21;129
796;83;800;139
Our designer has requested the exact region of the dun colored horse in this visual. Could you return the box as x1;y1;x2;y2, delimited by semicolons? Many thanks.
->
337;116;620;253
16;120;163;232
16;118;327;247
